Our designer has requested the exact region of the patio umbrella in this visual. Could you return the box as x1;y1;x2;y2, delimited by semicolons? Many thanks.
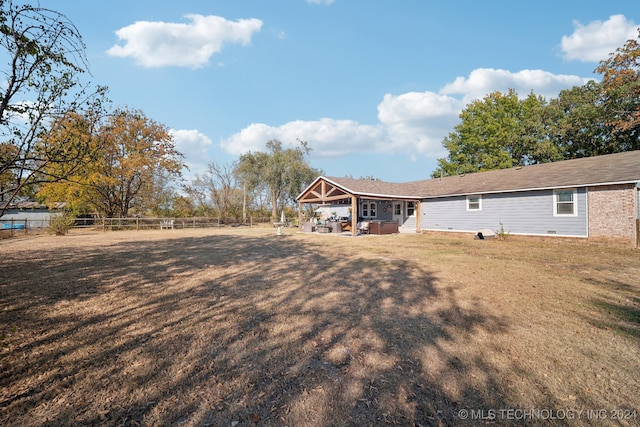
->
280;209;285;223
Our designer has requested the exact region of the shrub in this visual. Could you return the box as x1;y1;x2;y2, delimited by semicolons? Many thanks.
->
48;212;76;236
496;222;511;240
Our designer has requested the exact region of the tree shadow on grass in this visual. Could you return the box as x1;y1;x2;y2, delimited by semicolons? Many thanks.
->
0;231;610;426
581;277;640;341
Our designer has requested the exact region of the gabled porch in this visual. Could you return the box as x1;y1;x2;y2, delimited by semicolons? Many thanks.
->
296;176;421;237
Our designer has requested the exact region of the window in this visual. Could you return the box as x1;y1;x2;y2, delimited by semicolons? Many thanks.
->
407;201;415;216
466;195;482;211
394;204;401;215
554;189;577;216
361;201;376;218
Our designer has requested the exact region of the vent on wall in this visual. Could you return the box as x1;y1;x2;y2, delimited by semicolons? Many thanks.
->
547;230;557;234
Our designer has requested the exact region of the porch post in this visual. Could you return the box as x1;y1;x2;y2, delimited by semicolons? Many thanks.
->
415;199;421;233
351;195;358;237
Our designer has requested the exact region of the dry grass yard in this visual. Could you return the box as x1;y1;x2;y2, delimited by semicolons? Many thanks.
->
0;227;639;426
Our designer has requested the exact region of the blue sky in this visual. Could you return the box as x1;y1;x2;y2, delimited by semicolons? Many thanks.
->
52;0;640;183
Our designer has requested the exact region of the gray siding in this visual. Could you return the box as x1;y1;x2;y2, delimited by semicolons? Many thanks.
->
402;216;417;230
360;200;393;221
0;209;55;228
420;189;588;237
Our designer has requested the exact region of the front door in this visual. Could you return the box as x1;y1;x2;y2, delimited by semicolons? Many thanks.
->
393;202;403;224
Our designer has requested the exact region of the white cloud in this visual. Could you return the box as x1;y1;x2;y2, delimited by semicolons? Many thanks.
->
439;68;591;104
107;14;263;68
220;68;593;165
560;14;637;63
171;129;212;175
221;119;384;157
377;91;463;158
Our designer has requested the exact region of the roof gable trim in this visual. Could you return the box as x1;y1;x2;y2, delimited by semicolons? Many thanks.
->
422;179;640;199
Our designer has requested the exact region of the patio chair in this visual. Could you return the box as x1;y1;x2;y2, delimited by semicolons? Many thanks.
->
357;221;370;235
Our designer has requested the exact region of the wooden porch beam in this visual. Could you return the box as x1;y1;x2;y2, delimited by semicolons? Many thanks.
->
299;195;352;204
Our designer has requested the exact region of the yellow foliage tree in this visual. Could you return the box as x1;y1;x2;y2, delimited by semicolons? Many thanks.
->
38;108;185;217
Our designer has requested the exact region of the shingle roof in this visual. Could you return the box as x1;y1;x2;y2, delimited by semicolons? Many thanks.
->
0;201;65;209
321;177;425;199
323;150;640;199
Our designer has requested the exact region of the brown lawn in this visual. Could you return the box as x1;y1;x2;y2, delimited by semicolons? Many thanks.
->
0;227;639;426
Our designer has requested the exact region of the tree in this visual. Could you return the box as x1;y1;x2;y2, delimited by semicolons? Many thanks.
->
144;171;184;217
595;28;640;150
0;142;19;197
432;89;558;177
171;195;195;218
235;139;321;221
518;92;563;164
185;161;243;222
0;1;107;215
38;108;185;217
547;81;617;158
32;110;105;214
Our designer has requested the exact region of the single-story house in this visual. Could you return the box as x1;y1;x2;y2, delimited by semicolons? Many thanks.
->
0;201;66;229
296;150;640;246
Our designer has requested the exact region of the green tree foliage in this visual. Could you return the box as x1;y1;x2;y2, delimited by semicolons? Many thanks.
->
171;195;196;218
0;1;107;215
38;108;185;217
432;90;558;177
235;139;321;221
519;92;563;164
595;28;640;150
548;81;616;158
434;31;640;176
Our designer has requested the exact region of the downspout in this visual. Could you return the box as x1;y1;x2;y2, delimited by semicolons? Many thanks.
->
585;188;589;240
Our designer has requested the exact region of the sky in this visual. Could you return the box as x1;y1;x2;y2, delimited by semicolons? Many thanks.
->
46;0;640;183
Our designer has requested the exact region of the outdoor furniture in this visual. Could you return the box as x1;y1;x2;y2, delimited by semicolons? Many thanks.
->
302;222;316;232
317;224;331;233
330;221;342;233
357;221;370;235
368;221;398;235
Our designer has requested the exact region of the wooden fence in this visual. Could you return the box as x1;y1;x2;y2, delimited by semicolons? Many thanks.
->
1;216;276;236
0;218;28;237
84;216;274;231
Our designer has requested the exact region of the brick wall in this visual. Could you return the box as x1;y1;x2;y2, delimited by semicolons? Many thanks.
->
588;184;638;245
